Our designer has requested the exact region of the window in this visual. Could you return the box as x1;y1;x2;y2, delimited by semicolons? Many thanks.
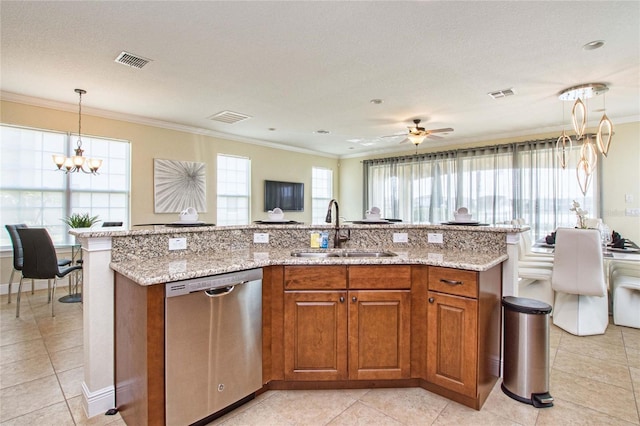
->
0;125;131;246
312;167;333;224
364;139;598;239
216;154;250;225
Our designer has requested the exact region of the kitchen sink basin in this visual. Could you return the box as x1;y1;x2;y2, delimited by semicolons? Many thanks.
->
291;250;397;258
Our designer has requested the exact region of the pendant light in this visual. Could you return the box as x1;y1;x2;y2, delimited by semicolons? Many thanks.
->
556;102;572;169
596;92;614;156
52;89;102;174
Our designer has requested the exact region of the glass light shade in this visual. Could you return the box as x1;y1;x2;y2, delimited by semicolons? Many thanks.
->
571;98;586;140
407;133;426;146
580;137;598;173
63;157;74;171
88;158;102;172
576;157;592;196
72;155;86;167
555;130;572;169
52;154;66;168
596;113;613;157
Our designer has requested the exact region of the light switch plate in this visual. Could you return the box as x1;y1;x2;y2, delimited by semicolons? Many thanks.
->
393;232;408;243
254;233;269;243
625;194;634;203
625;208;640;217
427;233;443;244
168;237;187;250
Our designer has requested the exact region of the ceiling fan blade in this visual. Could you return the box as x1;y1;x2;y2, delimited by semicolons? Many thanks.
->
426;127;454;134
398;138;409;144
380;132;406;139
427;134;443;140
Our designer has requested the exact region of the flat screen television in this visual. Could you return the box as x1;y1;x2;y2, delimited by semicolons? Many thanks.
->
264;180;304;212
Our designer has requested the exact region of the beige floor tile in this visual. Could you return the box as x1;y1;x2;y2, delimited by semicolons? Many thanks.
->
208;391;277;425
626;346;640;369
558;328;629;365
258;389;367;425
29;300;80;320
36;312;83;338
0;323;41;347
216;397;295;425
630;366;640;386
482;380;539;426
536;396;638;425
0;353;54;389
359;387;449;425
432;400;520;425
552;348;633;390
0;375;65;422
0;337;47;366
43;328;83;354
559;324;624;348
327;400;403;425
57;366;84;399
0;400;75;426
67;395;124;426
0;310;36;332
550;370;639;424
622;327;640;351
49;344;84;373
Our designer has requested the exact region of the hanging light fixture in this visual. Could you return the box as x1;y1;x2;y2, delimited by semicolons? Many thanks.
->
596;92;614;156
52;89;102;174
556;102;572;169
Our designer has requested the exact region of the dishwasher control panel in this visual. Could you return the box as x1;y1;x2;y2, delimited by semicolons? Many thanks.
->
165;268;263;297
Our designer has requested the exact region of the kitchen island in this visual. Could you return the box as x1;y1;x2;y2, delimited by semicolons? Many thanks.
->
72;222;525;422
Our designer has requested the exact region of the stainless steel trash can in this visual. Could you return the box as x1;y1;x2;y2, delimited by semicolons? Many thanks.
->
502;296;554;408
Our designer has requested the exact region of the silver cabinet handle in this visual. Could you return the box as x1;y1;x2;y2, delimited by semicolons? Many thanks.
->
439;279;463;286
339;296;345;303
352;296;357;302
428;297;434;303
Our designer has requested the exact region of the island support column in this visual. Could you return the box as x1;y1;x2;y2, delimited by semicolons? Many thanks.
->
502;232;520;297
77;236;115;418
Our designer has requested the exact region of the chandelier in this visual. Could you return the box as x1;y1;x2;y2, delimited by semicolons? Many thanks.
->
557;83;613;195
52;89;102;174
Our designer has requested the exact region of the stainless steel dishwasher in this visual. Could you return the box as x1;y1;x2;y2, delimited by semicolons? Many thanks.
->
165;268;262;426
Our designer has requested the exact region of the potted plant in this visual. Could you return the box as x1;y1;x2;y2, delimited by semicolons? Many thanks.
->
62;212;100;229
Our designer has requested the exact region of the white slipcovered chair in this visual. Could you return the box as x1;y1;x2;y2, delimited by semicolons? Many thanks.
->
610;261;640;328
513;219;554;309
551;228;608;336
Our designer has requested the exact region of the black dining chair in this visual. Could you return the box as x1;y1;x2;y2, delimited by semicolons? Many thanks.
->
15;228;83;318
102;221;123;227
5;224;72;304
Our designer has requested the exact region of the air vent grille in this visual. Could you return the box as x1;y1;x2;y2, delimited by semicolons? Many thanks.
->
115;51;151;69
488;88;516;99
208;111;252;124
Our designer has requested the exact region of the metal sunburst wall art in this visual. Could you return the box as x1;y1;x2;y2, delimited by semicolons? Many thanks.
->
154;159;206;213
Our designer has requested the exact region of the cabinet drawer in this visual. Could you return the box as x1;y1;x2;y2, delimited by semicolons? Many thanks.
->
428;266;478;298
284;266;347;290
349;265;411;289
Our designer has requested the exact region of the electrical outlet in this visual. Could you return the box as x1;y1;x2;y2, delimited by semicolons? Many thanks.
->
427;233;443;244
393;232;408;243
253;233;269;243
625;194;634;203
625;208;640;217
168;237;187;250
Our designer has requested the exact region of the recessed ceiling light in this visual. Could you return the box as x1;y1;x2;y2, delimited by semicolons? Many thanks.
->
268;128;276;131
370;99;383;104
583;40;605;51
316;130;330;134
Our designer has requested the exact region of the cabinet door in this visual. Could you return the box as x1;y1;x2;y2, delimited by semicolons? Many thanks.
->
284;291;348;381
349;290;411;380
427;291;478;398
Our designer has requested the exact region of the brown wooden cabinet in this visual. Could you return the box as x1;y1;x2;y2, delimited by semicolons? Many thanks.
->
282;265;411;381
425;265;502;409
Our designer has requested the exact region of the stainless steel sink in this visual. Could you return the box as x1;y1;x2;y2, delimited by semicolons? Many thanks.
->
291;250;397;258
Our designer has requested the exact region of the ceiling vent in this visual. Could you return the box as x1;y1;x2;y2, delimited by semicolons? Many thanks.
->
488;88;516;99
115;51;151;69
208;110;252;124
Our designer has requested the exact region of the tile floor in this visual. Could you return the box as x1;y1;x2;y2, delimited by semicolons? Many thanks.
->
1;288;639;425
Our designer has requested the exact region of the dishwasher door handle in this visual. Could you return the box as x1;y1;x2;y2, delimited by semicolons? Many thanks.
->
204;284;239;297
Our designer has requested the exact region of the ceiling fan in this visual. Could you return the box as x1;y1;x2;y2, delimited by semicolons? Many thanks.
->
402;119;454;146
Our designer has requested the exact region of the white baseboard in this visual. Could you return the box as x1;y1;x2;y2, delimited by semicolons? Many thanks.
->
82;382;115;419
0;280;55;296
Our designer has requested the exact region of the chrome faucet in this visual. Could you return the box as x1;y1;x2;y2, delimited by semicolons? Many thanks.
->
325;199;350;248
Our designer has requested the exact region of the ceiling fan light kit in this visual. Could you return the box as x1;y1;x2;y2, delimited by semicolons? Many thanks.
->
557;82;614;195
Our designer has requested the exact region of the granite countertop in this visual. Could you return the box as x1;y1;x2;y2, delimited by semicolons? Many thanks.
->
110;247;508;286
